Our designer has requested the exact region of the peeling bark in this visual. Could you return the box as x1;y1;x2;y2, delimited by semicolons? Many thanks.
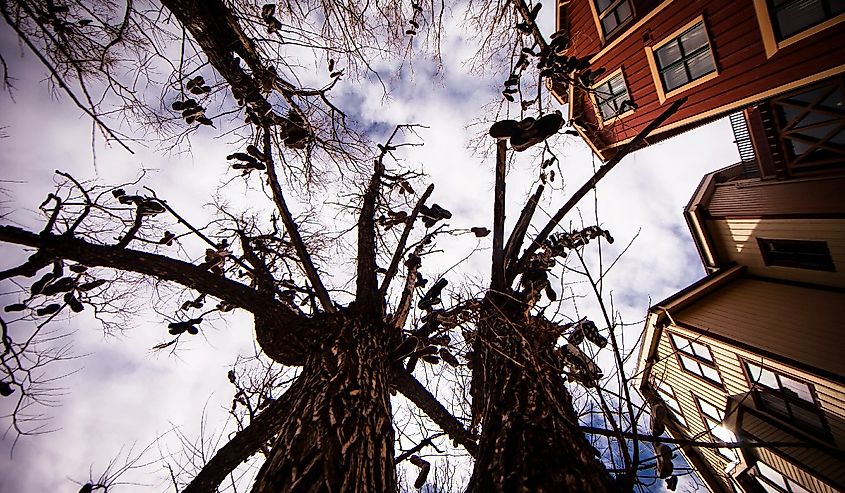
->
252;314;397;493
467;292;616;493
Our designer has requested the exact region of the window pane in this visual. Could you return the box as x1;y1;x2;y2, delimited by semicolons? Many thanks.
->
699;399;722;421
701;364;722;384
596;0;613;13
612;93;630;112
755;479;783;493
656;40;682;68
760;392;790;416
792;404;824;430
780;377;813;402
757;462;788;490
679;354;702;375
759;368;779;389
718;447;737;461
775;0;826;39
602;14;618;34
615;1;633;25
599;101;617;119
680;23;708;52
661;63;688;91
687;49;716;80
691;341;713;361
712;424;735;444
747;362;763;380
608;74;626;95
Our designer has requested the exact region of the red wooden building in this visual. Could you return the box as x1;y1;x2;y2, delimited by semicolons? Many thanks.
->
553;0;845;176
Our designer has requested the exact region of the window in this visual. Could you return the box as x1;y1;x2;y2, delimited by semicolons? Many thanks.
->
653;379;688;427
594;71;632;120
669;333;723;385
754;460;811;493
653;21;716;93
695;397;738;462
757;238;835;271
769;0;845;40
745;361;828;434
594;0;634;38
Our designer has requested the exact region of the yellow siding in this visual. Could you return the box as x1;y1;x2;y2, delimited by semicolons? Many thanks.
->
754;442;841;493
708;218;845;287
676;277;845;378
648;319;845;492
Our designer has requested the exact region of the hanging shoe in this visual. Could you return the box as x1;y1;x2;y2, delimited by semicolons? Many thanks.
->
511;111;564;152
489;119;519;139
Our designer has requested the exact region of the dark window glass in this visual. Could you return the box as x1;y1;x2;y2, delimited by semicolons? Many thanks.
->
757;238;835;271
769;0;845;40
654;22;716;92
595;0;634;37
595;72;631;120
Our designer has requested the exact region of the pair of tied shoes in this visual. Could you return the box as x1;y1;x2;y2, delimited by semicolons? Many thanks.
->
489;111;564;151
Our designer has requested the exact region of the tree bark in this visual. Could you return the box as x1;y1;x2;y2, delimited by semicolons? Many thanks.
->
251;313;397;493
467;292;617;493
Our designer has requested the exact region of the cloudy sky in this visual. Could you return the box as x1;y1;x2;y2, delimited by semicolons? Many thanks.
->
0;4;740;492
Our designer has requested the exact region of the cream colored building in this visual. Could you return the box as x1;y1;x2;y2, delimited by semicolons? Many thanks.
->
636;163;845;492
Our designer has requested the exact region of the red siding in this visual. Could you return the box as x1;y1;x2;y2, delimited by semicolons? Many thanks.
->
562;0;845;160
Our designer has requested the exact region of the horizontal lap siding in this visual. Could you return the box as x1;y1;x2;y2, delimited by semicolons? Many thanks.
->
675;278;845;376
567;0;602;57
706;177;845;217
655;320;845;491
708;218;845;287
650;329;736;490
563;0;845;154
752;438;842;493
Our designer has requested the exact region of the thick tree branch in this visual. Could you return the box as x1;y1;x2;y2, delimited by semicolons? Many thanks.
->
378;184;434;299
392;367;478;457
0;225;316;363
503;184;544;273
491;140;507;291
390;241;427;330
356;160;384;313
511;0;549;52
182;395;294;493
509;98;687;281
160;0;271;117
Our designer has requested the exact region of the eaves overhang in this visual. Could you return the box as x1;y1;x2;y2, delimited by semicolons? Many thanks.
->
634;265;745;389
683;163;744;272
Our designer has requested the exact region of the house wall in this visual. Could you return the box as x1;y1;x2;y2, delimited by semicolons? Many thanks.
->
559;0;845;159
675;277;845;378
742;412;844;492
648;311;845;492
706;176;845;218
706;218;845;288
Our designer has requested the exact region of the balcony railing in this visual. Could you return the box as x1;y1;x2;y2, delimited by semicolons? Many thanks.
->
729;111;760;178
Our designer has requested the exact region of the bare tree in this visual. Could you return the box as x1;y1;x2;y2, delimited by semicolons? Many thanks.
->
0;1;796;492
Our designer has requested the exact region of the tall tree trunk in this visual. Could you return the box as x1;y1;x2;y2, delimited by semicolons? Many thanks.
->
251;313;397;493
466;292;617;493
